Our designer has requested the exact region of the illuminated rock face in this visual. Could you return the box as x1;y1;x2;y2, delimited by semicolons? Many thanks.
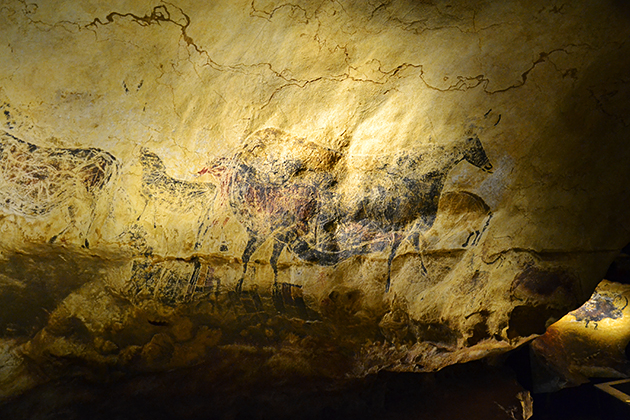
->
0;0;629;402
531;280;630;392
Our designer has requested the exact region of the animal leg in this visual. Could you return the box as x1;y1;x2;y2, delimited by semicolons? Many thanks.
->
49;205;77;244
272;281;285;313
82;199;108;249
81;205;98;248
82;176;117;248
471;230;482;246
385;233;405;293
420;255;427;274
407;218;430;251
409;230;421;250
462;231;476;247
407;229;428;276
472;213;493;246
194;204;216;250
270;239;285;285
270;228;303;313
238;233;264;293
136;198;148;222
49;224;71;244
151;202;157;229
270;228;300;281
136;199;157;228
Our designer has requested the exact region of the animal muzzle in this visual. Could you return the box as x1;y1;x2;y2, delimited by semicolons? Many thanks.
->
463;137;493;173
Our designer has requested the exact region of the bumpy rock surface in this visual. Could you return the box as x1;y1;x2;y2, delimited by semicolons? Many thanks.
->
0;0;629;406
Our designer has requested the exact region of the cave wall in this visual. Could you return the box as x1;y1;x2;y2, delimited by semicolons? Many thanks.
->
1;0;630;401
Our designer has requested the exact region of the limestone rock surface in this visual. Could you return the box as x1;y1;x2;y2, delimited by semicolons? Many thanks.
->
0;0;629;404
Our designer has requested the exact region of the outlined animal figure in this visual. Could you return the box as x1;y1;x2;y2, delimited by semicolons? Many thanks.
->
572;291;628;330
137;148;216;228
0;132;118;246
195;128;344;292
420;190;492;249
295;135;494;291
199;129;493;293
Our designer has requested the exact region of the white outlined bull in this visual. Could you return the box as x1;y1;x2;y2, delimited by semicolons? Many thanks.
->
0;132;118;246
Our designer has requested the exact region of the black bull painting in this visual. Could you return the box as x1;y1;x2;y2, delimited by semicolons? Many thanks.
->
196;128;493;292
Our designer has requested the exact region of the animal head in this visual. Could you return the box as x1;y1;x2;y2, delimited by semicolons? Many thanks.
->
139;148;167;172
461;136;493;173
78;150;118;190
204;157;232;179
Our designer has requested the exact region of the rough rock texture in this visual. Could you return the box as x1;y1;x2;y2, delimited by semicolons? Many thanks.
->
0;0;629;408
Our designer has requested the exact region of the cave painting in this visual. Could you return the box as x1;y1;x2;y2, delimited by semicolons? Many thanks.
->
138;148;216;227
0;125;493;295
124;256;316;318
195;128;494;293
0;132;118;246
571;290;629;330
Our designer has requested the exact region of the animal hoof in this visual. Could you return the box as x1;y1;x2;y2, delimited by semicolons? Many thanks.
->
235;278;244;294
